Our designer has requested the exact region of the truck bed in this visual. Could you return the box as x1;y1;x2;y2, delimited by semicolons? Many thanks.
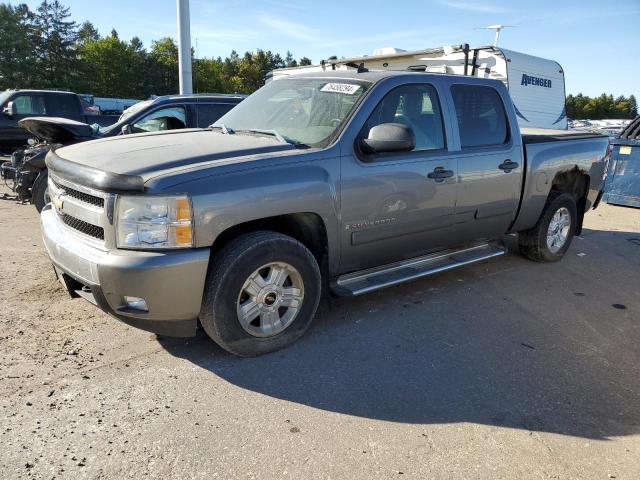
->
521;128;607;144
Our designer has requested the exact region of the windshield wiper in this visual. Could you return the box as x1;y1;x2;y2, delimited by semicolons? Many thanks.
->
235;128;289;144
210;123;234;135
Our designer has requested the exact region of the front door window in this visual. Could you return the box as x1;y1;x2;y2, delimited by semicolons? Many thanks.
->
13;95;47;115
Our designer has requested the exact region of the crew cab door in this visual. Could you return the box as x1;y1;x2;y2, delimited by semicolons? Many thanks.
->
339;80;459;273
448;84;524;242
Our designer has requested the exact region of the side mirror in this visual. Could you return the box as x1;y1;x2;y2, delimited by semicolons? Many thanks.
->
121;124;132;135
361;123;415;154
2;101;17;117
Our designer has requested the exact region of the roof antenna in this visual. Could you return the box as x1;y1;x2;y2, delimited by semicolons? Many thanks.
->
475;24;515;46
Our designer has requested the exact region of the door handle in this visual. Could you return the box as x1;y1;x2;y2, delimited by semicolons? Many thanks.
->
427;166;454;183
499;160;519;172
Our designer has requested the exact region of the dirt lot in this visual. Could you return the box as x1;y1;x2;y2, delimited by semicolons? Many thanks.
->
0;185;639;480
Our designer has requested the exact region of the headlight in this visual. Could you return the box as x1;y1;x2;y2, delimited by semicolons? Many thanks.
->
116;195;194;249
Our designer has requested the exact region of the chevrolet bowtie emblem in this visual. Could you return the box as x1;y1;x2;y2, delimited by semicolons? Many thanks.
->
52;193;64;211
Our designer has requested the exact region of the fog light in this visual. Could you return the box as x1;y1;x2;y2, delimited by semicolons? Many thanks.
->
123;296;148;312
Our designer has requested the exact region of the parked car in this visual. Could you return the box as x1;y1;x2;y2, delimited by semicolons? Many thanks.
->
79;94;141;115
0;93;245;211
79;97;101;115
40;71;608;356
0;89;119;153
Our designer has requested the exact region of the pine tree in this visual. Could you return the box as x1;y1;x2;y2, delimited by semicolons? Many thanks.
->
628;95;638;118
0;4;36;88
284;50;297;68
32;0;78;89
77;20;98;44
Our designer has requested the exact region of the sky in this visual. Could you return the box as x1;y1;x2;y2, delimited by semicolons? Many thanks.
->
18;0;640;98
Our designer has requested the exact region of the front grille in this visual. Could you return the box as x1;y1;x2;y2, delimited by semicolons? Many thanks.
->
60;213;104;240
52;179;104;208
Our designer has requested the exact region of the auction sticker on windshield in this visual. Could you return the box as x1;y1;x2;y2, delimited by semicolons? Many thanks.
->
321;83;361;95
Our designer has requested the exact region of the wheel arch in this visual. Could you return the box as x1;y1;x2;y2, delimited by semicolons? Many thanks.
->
210;212;330;271
548;168;589;234
512;166;590;234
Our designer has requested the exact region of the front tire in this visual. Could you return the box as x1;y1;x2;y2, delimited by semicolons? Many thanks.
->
518;191;577;262
200;231;321;356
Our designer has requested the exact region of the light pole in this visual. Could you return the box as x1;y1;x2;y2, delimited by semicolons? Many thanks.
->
177;0;193;94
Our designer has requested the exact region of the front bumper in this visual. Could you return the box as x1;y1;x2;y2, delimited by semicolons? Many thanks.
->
41;205;210;337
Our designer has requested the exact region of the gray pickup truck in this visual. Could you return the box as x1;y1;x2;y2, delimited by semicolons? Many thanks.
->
40;71;608;356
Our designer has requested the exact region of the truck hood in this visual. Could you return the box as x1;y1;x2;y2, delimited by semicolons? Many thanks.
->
46;129;297;192
19;117;95;143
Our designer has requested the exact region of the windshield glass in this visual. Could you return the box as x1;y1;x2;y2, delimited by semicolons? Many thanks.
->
0;90;14;107
214;78;370;147
99;100;151;134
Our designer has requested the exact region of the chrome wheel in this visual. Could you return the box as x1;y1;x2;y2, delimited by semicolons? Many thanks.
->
546;206;571;253
236;262;304;338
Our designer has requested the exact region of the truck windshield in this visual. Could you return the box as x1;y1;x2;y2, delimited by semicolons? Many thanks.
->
214;78;370;147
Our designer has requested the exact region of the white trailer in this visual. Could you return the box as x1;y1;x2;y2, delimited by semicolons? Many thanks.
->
270;44;567;130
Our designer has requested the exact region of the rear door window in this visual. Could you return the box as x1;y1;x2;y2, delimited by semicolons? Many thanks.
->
198;103;236;127
13;94;47;115
451;85;509;148
47;94;80;116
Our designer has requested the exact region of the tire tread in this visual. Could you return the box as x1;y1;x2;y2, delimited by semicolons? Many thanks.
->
518;190;577;262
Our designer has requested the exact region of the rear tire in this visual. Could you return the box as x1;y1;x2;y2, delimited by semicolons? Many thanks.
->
32;169;49;213
518;191;577;262
200;231;321;357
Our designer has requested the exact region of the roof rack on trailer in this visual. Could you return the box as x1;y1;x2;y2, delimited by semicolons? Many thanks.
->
317;44;502;77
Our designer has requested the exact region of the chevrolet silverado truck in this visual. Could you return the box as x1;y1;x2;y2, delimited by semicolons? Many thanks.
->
40;71;609;356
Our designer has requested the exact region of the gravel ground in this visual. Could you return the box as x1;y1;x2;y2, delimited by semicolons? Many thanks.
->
1;184;639;480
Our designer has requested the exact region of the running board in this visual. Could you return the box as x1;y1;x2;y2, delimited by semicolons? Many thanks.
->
332;242;506;297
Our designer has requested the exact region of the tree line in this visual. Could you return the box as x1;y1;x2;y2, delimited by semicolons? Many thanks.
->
0;0;311;98
566;93;637;120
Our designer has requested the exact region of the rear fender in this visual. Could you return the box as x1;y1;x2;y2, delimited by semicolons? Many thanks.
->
511;137;607;232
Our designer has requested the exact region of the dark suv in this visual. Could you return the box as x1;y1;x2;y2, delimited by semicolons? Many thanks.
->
0;89;118;153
